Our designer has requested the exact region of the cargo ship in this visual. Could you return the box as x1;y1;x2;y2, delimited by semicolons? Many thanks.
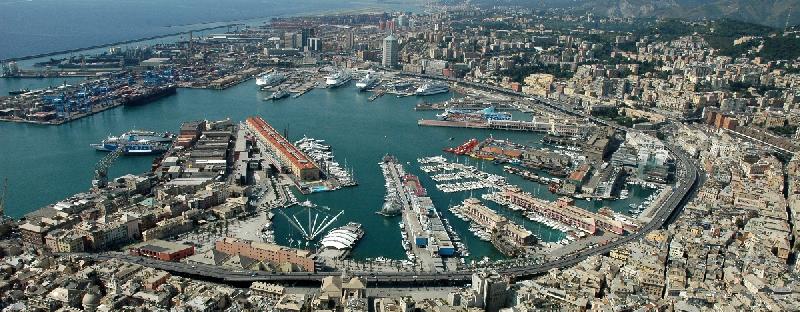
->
122;85;177;106
444;138;479;155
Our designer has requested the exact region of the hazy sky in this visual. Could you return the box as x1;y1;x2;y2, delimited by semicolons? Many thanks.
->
0;0;408;59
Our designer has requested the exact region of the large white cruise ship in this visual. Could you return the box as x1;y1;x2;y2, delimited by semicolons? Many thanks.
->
415;82;449;96
325;70;352;88
255;72;285;87
355;73;379;91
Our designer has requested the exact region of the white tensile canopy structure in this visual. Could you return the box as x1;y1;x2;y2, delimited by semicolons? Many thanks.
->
320;228;359;250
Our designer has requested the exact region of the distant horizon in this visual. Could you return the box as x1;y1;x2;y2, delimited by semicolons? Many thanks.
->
0;0;416;60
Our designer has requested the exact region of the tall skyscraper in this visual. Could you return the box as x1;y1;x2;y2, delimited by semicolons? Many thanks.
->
382;34;398;68
347;31;355;50
300;28;315;48
284;32;298;48
307;37;321;51
397;14;408;28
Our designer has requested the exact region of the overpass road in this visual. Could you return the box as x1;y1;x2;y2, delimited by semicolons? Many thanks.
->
60;77;700;286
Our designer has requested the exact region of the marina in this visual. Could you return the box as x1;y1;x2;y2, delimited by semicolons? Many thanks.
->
377;153;465;270
1;77;654;262
449;198;536;257
377;155;403;217
0;2;738;309
417;156;506;193
294;136;358;190
481;191;585;251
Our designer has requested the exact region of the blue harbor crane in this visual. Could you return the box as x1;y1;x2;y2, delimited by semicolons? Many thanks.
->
43;94;71;118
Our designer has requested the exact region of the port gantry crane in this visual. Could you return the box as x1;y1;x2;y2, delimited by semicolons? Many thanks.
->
92;147;123;189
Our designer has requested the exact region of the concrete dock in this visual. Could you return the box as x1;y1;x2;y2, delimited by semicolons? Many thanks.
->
384;158;460;272
418;118;592;135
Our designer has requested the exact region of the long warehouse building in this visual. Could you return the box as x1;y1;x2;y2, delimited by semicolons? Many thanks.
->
503;187;624;235
246;116;320;181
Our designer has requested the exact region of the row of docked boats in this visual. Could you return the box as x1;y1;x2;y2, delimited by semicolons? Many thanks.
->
481;192;509;206
627;187;661;215
437;180;504;193
416;156;507;193
294;136;356;187
398;222;416;262
438;212;469;259
91;129;174;155
523;211;581;238
449;205;492;242
503;165;562;185
378;155;404;217
260;212;276;243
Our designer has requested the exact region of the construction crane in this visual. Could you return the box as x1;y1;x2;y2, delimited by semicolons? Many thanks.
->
92;148;123;189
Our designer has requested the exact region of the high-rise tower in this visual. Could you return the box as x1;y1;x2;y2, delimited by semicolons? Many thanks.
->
382;34;398;68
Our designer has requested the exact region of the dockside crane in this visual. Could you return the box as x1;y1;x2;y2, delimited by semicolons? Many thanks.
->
92;148;123;189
